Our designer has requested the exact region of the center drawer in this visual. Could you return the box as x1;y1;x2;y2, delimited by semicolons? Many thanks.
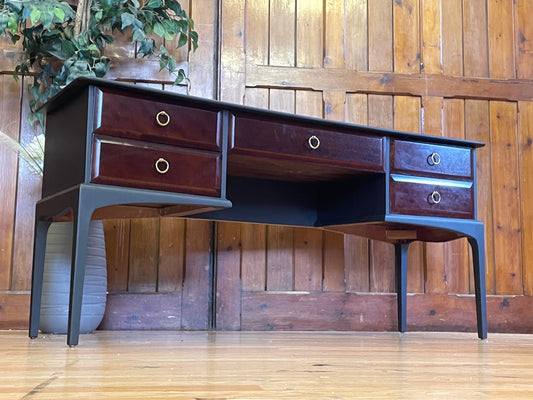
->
230;115;385;173
91;135;221;197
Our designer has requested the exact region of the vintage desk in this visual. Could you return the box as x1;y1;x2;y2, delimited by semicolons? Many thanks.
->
29;78;487;346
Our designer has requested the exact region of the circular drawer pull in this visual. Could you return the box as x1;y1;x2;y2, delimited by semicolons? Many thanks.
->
155;157;170;174
155;111;170;127
308;135;320;149
428;190;442;205
427;152;441;166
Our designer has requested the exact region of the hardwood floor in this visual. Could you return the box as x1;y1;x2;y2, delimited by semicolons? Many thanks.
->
2;330;533;399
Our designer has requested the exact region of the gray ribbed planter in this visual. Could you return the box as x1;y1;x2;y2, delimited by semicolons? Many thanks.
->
40;220;107;334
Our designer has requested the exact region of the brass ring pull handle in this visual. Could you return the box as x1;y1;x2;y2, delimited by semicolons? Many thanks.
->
428;190;442;205
155;111;170;127
155;157;170;174
308;135;320;150
427;152;441;166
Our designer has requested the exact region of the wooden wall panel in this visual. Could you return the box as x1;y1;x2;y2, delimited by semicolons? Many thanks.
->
463;0;489;77
368;0;393;72
488;0;515;79
0;75;20;291
490;102;522;295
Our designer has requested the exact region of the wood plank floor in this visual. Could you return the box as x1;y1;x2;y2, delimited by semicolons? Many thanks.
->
2;330;533;399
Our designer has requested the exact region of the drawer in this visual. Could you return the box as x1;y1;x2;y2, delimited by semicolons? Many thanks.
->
391;140;472;179
92;88;221;151
389;176;474;219
91;135;221;197
230;115;385;173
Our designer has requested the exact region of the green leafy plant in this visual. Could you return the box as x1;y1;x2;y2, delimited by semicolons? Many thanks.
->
0;0;198;127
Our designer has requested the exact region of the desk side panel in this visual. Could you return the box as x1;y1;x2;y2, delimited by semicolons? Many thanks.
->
42;89;90;198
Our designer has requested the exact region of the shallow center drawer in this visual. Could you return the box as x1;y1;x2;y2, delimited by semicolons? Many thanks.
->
91;135;221;197
230;115;385;173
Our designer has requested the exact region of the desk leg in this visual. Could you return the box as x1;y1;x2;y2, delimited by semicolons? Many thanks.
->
395;242;410;333
468;234;488;340
29;219;52;339
67;206;93;347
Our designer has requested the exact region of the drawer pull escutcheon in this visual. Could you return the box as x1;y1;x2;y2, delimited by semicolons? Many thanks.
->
156;111;170;127
429;190;442;205
155;157;170;174
308;135;320;149
427;152;441;166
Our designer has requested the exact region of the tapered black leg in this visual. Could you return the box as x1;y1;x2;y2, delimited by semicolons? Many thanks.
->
29;219;52;339
468;234;488;339
67;204;93;347
395;242;410;333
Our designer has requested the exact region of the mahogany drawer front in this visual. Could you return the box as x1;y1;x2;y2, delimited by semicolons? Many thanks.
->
92;88;221;151
91;136;221;197
230;115;385;172
389;176;474;219
391;140;472;179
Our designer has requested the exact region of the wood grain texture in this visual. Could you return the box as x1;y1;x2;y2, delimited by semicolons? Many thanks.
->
241;223;267;291
463;0;489;78
158;217;185;292
215;222;242;330
490;101;522;295
441;0;463;76
368;0;392;72
393;0;420;74
10;78;42;291
266;226;294;291
516;0;533;80
128;218;160;293
103;219;130;292
488;0;515;79
518;102;533;295
0;75;19;290
181;219;212;330
294;228;323;291
345;0;368;71
269;0;295;67
324;0;344;69
421;0;441;75
296;0;323;68
323;231;345;292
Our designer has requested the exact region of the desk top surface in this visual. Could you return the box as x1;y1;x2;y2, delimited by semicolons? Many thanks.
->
43;77;484;149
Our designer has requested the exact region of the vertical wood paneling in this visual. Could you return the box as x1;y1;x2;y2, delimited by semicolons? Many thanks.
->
241;224;267;291
294;228;323;291
324;0;344;68
441;0;463;76
463;0;489;78
421;0;441;74
516;0;533;79
181;219;212;329
266;226;294;291
488;0;515;79
465;100;494;294
158;218;185;292
0;76;19;290
393;0;420;74
11;78;41;291
490;101;522;295
296;0;323;68
323;231;346;291
518;102;533;295
103;219;131;292
345;0;368;71
368;0;393;72
189;0;217;98
270;89;295;113
128;218;160;292
246;0;269;66
269;0;295;67
215;222;242;330
220;0;245;103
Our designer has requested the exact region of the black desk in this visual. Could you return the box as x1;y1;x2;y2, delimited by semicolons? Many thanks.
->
29;78;487;345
